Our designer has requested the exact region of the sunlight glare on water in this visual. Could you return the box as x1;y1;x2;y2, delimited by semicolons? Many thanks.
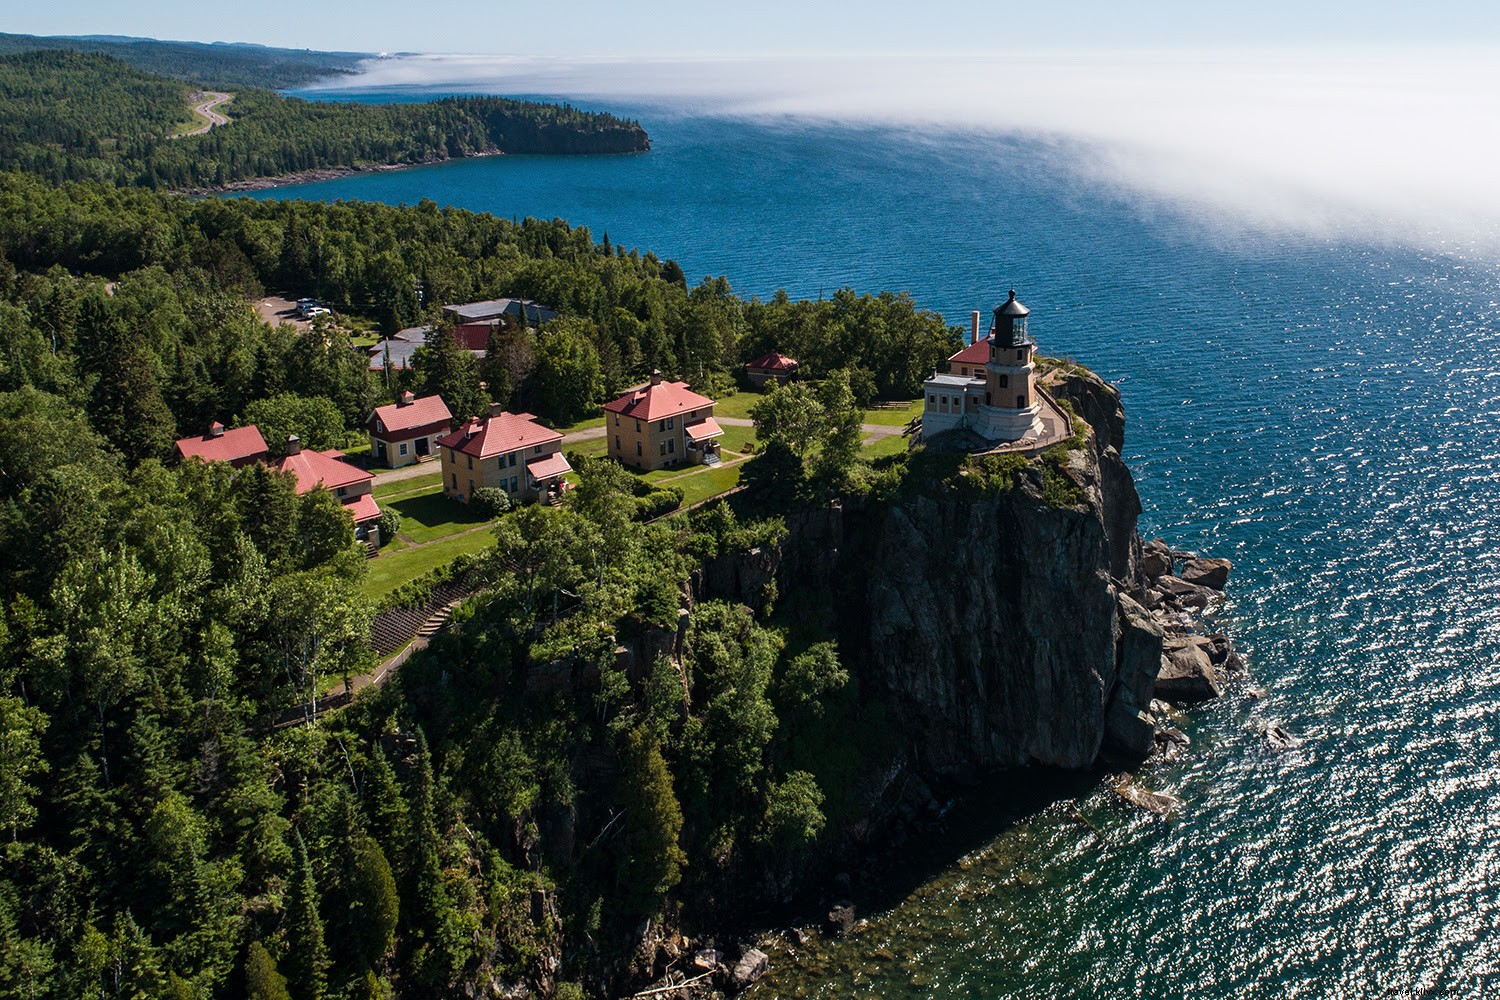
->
248;107;1500;997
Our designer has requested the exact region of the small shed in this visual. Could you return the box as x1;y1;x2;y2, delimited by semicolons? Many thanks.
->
744;350;800;388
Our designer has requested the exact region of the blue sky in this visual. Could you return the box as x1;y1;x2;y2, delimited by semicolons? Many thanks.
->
11;0;1500;56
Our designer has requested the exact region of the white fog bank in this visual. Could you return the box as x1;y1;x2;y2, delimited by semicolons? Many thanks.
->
319;50;1500;255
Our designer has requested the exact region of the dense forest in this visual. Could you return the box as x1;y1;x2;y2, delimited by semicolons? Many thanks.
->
0;51;650;190
0;171;964;996
0;32;366;89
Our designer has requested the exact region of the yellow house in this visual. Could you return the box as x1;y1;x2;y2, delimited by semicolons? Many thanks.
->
437;403;572;504
602;372;723;471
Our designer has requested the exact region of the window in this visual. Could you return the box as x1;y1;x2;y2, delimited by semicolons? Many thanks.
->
614;435;621;450
1016;349;1024;361
468;478;474;495
614;414;620;426
1016;395;1025;408
510;475;519;492
467;456;473;470
986;392;992;405
668;439;675;454
398;442;408;456
961;367;969;376
667;417;674;430
636;442;643;456
999;374;1009;388
534;445;542;454
451;473;457;489
336;486;347;497
928;394;936;405
508;453;517;468
635;420;641;432
660;442;667;456
375;419;384;433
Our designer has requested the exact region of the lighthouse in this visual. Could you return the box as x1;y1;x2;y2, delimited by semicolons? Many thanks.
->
919;289;1046;444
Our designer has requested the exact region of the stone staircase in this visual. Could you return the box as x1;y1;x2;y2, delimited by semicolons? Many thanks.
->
369;579;475;657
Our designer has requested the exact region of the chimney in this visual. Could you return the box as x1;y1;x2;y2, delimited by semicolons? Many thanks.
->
399;390;414;406
209;421;225;438
971;310;981;345
488;401;505;418
285;434;302;456
650;369;663;386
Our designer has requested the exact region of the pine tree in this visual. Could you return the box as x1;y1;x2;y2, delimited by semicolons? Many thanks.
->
284;833;328;1000
245;940;292;1000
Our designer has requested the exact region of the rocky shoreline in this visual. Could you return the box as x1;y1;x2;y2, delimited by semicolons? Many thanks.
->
172;150;507;196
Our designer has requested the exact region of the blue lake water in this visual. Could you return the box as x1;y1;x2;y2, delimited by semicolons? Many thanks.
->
247;99;1500;996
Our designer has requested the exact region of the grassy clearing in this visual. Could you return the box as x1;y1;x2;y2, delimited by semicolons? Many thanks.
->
566;436;610;460
374;469;442;498
361;529;494;599
861;400;922;426
389;488;490;543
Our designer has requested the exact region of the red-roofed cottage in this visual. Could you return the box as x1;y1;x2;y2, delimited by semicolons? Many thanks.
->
173;422;268;469
602;372;722;471
437;403;573;504
273;435;383;545
744;350;800;388
367;391;453;468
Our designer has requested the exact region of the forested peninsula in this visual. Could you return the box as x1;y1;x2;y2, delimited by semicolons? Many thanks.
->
0;50;649;191
0;45;1234;1000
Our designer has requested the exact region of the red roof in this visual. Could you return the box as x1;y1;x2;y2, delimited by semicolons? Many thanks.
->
948;336;993;368
602;380;715;422
745;350;799;372
343;493;381;525
436;410;562;459
452;323;491;352
174;424;269;465
274;448;373;495
370;394;453;436
527;452;572;480
684;416;724;440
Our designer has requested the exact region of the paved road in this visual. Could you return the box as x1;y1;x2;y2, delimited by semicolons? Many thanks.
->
178;92;232;137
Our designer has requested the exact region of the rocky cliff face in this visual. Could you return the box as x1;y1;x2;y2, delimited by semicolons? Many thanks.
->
849;367;1163;773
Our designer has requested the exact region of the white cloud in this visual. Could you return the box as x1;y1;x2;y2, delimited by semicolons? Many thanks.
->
322;49;1500;253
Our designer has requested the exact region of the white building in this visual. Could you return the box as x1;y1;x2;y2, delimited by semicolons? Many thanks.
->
920;290;1046;444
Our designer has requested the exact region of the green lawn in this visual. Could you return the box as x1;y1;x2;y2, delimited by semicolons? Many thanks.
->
674;462;744;506
718;424;756;455
361;529;494;599
861;433;911;458
550;414;606;435
374;469;442;498
565;436;609;460
388;487;491;542
862;400;922;426
708;390;771;421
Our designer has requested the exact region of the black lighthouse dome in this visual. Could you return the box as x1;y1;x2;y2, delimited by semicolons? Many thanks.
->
993;289;1033;348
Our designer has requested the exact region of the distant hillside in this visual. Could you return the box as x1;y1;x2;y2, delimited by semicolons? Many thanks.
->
0;31;366;89
0;50;650;190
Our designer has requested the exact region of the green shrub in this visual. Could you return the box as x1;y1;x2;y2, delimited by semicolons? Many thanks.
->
470;487;512;519
635;486;684;521
377;507;402;546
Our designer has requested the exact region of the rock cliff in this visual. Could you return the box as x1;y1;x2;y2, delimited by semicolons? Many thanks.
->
843;366;1217;773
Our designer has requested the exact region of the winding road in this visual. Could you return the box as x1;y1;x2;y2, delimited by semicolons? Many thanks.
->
178;91;233;137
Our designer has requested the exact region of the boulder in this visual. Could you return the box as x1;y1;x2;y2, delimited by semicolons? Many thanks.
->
1179;556;1232;591
1104;699;1156;759
693;948;723;972
1153;575;1216;611
1141;538;1173;579
1155;637;1224;702
826;903;856;938
731;948;769;990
